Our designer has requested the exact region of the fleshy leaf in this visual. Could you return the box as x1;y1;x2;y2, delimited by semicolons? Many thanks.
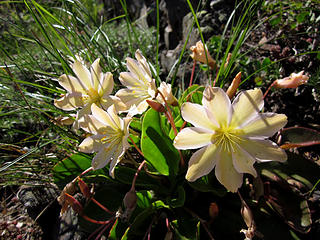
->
141;108;180;176
279;127;320;149
179;84;205;105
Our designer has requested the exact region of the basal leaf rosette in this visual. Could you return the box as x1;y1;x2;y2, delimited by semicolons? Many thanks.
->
174;87;288;192
54;58;125;128
78;103;131;177
116;50;157;115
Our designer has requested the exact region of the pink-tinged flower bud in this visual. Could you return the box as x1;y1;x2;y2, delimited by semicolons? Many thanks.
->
224;53;232;69
64;193;83;215
190;41;216;69
274;71;309;89
77;177;91;199
146;99;166;113
226;72;241;99
208;202;219;219
123;189;137;211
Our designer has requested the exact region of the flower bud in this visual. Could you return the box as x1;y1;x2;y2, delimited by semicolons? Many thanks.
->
64;193;83;215
123;188;137;211
157;82;178;106
77;177;91;199
224;53;232;69
146;99;166;113
208;202;219;219
190;41;216;69
226;72;241;99
274;71;309;89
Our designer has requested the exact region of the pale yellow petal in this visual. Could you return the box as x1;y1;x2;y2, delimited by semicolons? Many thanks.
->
232;144;257;177
72;60;92;90
100;72;114;97
119;72;145;89
90;58;102;90
241;113;287;138
91;141;123;170
54;93;84;110
58;74;87;94
174;127;213;150
79;115;107;135
126;57;151;85
185;144;219;182
78;135;104;153
239;139;287;162
91;103;117;129
72;103;92;130
215;150;243;192
202;87;232;127
108;144;126;178
116;88;148;112
135;49;152;77
181;102;217;131
230;88;264;128
107;105;121;129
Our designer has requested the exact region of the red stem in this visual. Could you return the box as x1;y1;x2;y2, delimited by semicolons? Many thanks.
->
82;215;113;225
131;160;147;191
91;197;114;215
189;59;196;87
263;81;276;99
129;136;144;158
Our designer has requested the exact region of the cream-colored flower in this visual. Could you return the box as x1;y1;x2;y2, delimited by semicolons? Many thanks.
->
190;41;216;69
156;82;178;106
174;87;287;192
54;58;125;128
116;50;157;115
78;104;131;177
274;71;309;89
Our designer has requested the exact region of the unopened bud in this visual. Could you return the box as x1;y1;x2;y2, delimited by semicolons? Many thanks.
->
146;99;166;113
190;41;216;69
65;193;83;214
78;177;91;199
157;82;178;106
274;71;309;89
226;72;241;99
208;202;219;219
123;189;137;211
224;53;232;69
240;199;255;230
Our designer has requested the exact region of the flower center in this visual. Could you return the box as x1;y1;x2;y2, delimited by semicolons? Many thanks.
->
213;127;243;153
87;88;100;103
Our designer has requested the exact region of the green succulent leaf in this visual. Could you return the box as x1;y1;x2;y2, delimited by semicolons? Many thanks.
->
141;108;180;176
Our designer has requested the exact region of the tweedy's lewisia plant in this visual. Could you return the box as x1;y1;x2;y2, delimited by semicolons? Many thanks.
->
78;103;131;177
54;58;124;128
116;50;157;115
174;87;288;192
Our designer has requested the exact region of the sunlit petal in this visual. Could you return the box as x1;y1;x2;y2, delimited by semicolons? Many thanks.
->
72;60;92;90
90;58;102;90
215;151;243;192
202;87;232;127
54;92;84;110
232;144;257;177
185;144;219;182
230;88;264;128
108;144;126;178
239;139;287;162
80;115;108;135
78;135;104;153
181;102;217;130
99;72;114;97
174;127;213;150
241;113;287;138
58;74;87;94
91;103;117;129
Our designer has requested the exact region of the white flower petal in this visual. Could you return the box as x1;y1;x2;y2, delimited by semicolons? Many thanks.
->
107;105;121;129
135;49;152;77
80;115;107;135
202;87;232;127
91;103;118;129
116;88;149;113
72;60;92;90
108;144;126;178
181;102;217;130
91;141;122;170
58;74;87;94
90;58;102;90
126;57;151;85
100;72;114;97
54;92;84;110
174;127;213;150
230;88;264;128
78;135;104;153
239;139;287;162
241;113;287;138
119;72;145;89
185;144;219;182
215;150;243;192
232;144;257;177
72;103;92;130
